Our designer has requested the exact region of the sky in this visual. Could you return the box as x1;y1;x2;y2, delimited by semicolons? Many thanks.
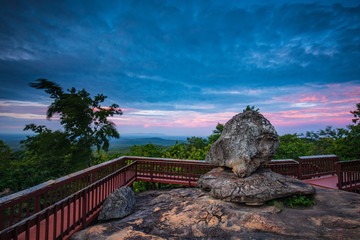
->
0;0;360;137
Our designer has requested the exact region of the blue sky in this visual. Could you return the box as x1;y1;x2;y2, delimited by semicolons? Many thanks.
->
0;0;359;137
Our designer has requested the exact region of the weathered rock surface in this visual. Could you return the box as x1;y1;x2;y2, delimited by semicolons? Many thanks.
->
98;186;135;221
71;187;360;240
197;167;315;203
206;111;279;177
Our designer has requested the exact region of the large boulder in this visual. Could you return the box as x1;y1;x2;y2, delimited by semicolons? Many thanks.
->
71;188;360;240
98;186;135;221
206;111;279;177
197;167;315;204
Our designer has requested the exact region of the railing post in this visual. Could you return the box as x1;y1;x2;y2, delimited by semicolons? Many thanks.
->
188;165;191;186
82;189;87;228
332;157;337;175
150;162;154;189
0;208;4;230
34;195;41;213
298;159;303;180
336;162;343;190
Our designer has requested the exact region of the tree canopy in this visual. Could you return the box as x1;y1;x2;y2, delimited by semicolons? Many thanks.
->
14;79;123;190
29;79;122;152
243;105;259;112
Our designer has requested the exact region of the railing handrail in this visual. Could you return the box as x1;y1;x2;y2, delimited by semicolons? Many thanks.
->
267;159;298;164
298;154;338;159
121;156;210;164
335;159;360;165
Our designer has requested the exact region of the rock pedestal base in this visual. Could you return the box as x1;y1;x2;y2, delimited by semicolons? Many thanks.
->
197;167;315;204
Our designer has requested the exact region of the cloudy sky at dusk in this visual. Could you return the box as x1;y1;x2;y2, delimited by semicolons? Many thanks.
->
1;0;360;137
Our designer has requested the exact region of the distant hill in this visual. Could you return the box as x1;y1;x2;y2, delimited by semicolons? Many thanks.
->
0;134;187;151
0;134;32;150
109;137;186;151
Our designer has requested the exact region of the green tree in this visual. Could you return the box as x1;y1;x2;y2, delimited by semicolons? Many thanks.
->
350;103;360;125
186;137;208;150
243;105;259;112
27;79;122;166
341;103;360;159
0;140;12;191
21;126;74;177
207;123;224;144
124;143;164;158
274;134;312;160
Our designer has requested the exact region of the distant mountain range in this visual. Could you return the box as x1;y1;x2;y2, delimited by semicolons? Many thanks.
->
108;137;187;152
0;134;188;151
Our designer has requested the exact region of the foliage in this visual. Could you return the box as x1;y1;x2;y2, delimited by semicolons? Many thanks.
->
268;195;316;209
29;79;122;158
274;134;312;160
132;181;184;193
21;129;73;177
207;123;224;144
243;105;259;112
132;181;154;193
162;138;211;160
282;195;316;208
125;143;164;158
0;140;12;191
350;102;360;125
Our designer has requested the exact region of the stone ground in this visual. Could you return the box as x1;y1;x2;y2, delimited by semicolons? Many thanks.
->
71;187;360;240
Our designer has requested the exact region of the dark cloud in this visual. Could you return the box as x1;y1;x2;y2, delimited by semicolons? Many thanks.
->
0;0;359;111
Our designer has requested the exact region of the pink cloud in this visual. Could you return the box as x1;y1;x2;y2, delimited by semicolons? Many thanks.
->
276;83;360;107
110;110;236;129
268;82;359;130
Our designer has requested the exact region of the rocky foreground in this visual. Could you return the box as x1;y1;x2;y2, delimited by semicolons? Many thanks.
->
71;187;360;240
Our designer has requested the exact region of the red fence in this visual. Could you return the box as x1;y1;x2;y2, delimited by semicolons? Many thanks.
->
0;157;129;232
0;157;214;240
0;161;136;240
298;155;338;179
1;155;359;240
266;159;299;178
336;160;360;193
267;155;339;180
134;158;214;186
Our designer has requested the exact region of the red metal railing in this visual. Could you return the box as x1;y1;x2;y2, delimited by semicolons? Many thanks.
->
133;157;214;186
336;160;360;193
0;157;129;232
0;161;136;240
1;155;358;240
266;159;299;178
298;155;338;179
0;157;214;240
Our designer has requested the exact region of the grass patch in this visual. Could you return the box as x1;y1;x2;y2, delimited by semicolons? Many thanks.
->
268;194;316;209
